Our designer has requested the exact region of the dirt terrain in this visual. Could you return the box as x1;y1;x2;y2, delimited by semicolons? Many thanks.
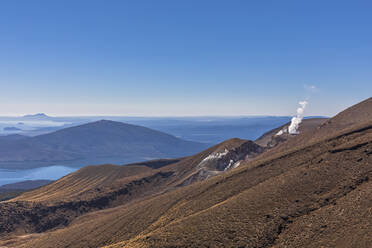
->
0;97;371;248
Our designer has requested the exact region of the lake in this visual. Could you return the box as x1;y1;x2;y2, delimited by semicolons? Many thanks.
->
0;165;79;186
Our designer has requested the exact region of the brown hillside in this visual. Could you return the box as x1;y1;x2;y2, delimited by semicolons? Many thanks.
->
257;97;372;156
322;97;372;129
305;97;372;143
11;139;259;204
3;119;371;248
0;97;371;248
0;138;261;242
255;118;328;147
12;164;153;203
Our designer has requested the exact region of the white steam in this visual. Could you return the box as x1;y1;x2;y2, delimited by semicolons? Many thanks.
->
288;101;308;134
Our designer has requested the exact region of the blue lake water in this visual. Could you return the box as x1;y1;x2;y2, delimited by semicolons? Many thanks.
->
0;166;79;186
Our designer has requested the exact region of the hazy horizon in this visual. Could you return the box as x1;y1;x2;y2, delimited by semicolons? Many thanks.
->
0;113;329;118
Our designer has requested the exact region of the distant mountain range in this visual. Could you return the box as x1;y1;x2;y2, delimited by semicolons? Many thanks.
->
0;114;297;144
0;120;208;169
22;113;51;119
0;179;52;201
0;179;52;192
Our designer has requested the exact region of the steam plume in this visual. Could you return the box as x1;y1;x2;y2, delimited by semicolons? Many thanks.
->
288;101;308;134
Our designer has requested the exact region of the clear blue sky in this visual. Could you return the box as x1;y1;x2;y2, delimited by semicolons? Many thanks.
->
0;0;371;116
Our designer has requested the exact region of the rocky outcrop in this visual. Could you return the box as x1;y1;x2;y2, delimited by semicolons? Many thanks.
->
180;140;264;186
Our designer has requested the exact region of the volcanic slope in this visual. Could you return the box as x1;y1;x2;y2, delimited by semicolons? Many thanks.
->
255;118;328;147
256;97;372;155
0;137;262;247
1;97;372;248
10;138;260;204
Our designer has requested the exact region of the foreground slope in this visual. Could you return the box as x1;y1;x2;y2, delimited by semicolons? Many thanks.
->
0;137;261;244
1;97;372;248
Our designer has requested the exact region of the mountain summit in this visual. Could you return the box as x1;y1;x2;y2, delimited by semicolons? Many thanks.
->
22;113;50;119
